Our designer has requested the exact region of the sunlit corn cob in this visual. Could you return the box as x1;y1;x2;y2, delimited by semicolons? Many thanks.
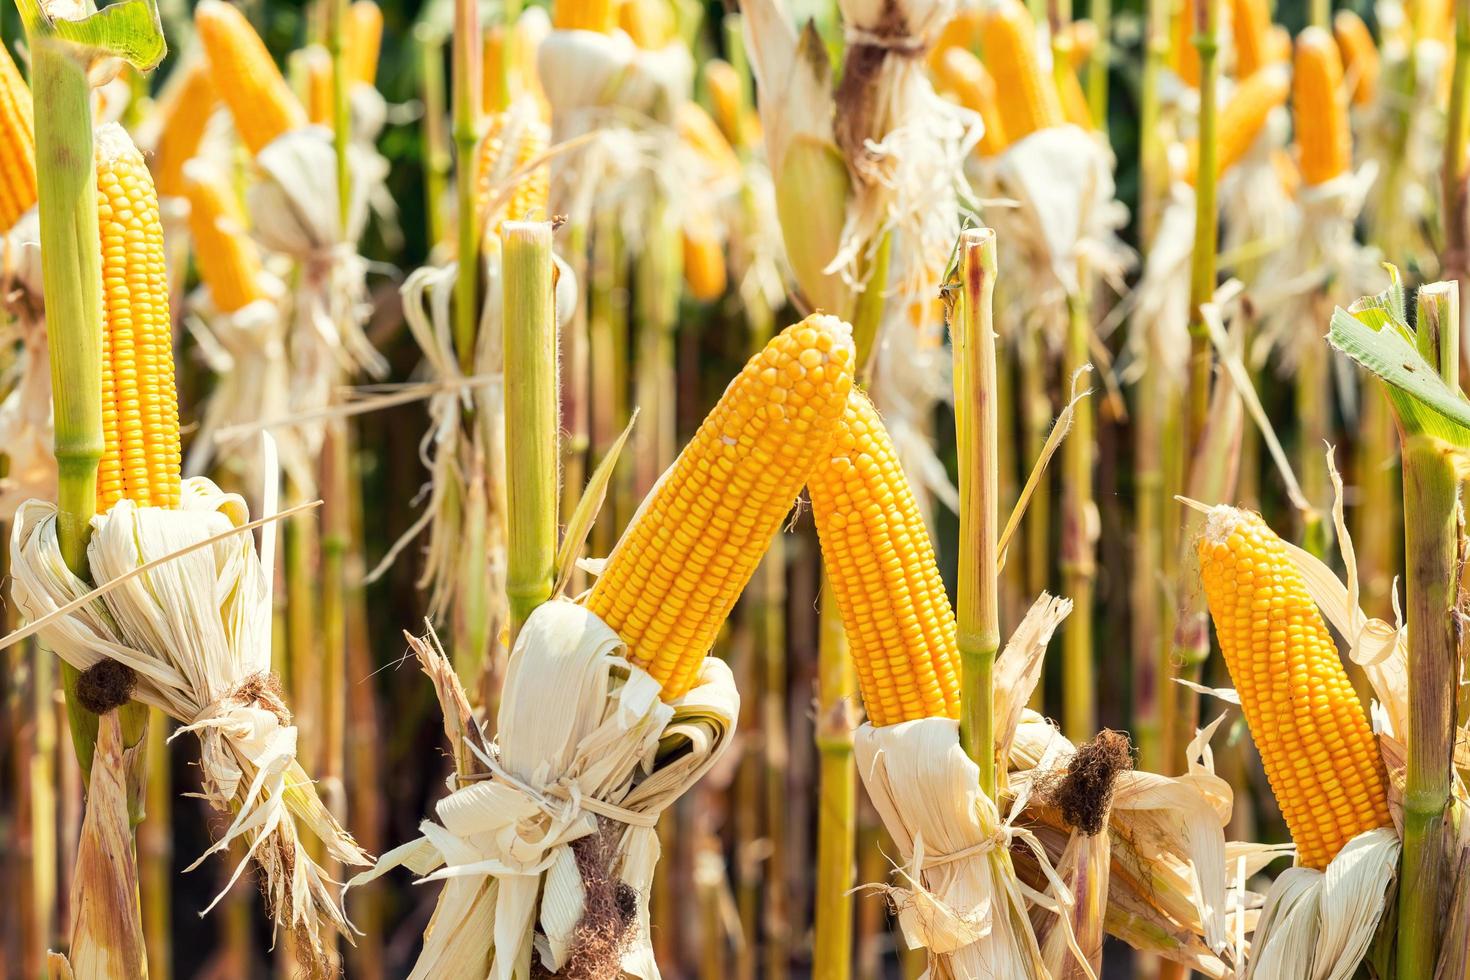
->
704;59;744;145
619;0;675;49
553;0;618;34
1059;19;1097;70
298;44;333;127
808;390;961;727
1184;66;1288;185
475;110;550;234
1266;24;1292;64
682;220;726;302
1230;0;1272;77
1334;11;1380;107
348;0;383;86
928;7;982;66
183;163;266;314
677;102;741;179
195;0;308;156
151;58;218;200
0;42;36;232
1053;48;1093;129
1293;28;1351;186
585;315;855;699
933;48;1009;155
483;26;512;113
1172;0;1200;87
1198;507;1391;870
95;125;181;512
980;0;1064;143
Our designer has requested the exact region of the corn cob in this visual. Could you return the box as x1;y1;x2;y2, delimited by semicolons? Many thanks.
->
619;0;675;49
933;47;1009;155
1265;24;1292;64
195;0;308;156
1334;11;1380;107
980;0;1064;143
682;220;727;302
183;163;266;314
1198;507;1391;869
1230;0;1272;77
348;0;383;86
677;102;741;179
1184;65;1288;185
1053;48;1094;130
703;59;745;145
0;42;36;233
299;44;333;127
929;7;983;66
1059;19;1098;70
151;58;219;200
1293;27;1351;186
483;26;512;113
95;125;181;512
1172;0;1200;87
475;110;550;234
585;315;855;699
807;389;962;727
553;0;618;35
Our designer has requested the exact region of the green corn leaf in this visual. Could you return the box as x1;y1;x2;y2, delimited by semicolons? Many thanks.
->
20;0;166;72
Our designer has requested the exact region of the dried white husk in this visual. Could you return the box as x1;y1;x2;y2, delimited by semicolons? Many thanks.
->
0;209;53;518
9;478;370;968
538;29;692;134
349;599;739;979
1121;182;1194;386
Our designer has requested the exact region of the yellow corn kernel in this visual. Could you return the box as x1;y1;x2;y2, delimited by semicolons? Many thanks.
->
151;58;218;200
682;219;726;302
1293;27;1351;186
348;0;383;86
1198;508;1391;870
195;0;308;156
95;125;181;513
1184;65;1289;185
298;44;333;127
0;42;36;233
1230;0;1271;77
183;163;266;314
808;390;961;727
677;102;741;180
585;315;856;699
619;0;675;49
476;109;550;235
932;47;1009;155
1173;0;1200;87
1334;11;1380;107
980;0;1064;143
553;0;617;34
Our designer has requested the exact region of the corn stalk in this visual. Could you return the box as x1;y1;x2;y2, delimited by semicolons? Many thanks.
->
417;26;450;248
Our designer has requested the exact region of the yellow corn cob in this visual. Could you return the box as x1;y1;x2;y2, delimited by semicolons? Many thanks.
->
704;59;745;145
1334;11;1380;107
1173;0;1200;87
1198;508;1391;870
299;44;333;127
348;0;383;86
585;315;855;699
980;0;1065;143
1059;19;1098;70
152;58;218;200
928;7;983;66
677;102;741;179
1272;147;1302;197
195;0;308;156
1230;0;1271;77
0;42;36;233
808;390;961;727
1053;44;1094;129
183;163;266;314
619;0;675;49
682;219;726;302
483;26;512;113
1184;65;1288;185
1265;24;1292;64
1293;27;1351;186
476;109;550;234
553;0;618;34
933;47;1009;155
95;125;181;513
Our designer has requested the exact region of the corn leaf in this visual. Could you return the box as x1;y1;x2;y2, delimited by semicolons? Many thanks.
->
18;0;166;71
554;410;638;598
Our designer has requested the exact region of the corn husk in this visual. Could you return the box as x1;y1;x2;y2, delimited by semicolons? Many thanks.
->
348;599;739;979
8;477;371;971
0;210;54;519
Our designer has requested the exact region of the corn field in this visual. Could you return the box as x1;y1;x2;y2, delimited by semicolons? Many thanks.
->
0;0;1467;975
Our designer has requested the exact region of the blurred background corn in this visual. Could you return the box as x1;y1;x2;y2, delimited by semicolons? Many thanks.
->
585;315;855;699
807;390;961;727
1231;0;1273;77
932;48;1009;156
553;0;618;34
0;43;36;232
183;163;266;314
299;43;334;127
476;111;550;235
150;58;218;200
94;125;181;512
980;0;1064;144
348;0;384;86
1185;66;1289;184
1293;27;1352;186
1334;10;1379;107
195;0;308;156
1198;507;1391;869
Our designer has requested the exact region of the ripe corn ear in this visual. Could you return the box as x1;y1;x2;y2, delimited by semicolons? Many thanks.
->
980;0;1064;143
95;125;181;512
195;0;308;156
348;0;383;86
476;110;550;234
1173;0;1200;87
0;42;36;232
928;7;982;65
619;0;675;49
1184;65;1288;184
682;220;726;302
553;0;618;34
1293;27;1351;186
1198;507;1391;870
1334;11;1380;107
299;44;333;127
151;58;218;200
183;164;266;314
1230;0;1272;77
704;59;745;145
932;47;1009;155
807;390;961;727
1059;19;1098;70
677;102;741;179
585;315;855;699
